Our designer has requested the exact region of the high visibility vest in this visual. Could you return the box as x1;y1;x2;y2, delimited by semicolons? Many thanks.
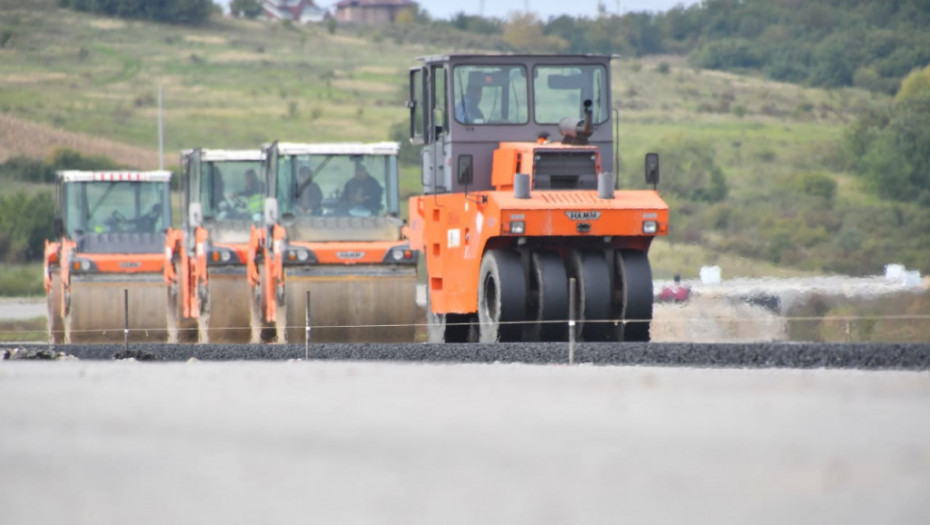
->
247;193;263;213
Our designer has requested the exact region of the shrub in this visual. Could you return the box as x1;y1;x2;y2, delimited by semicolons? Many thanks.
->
793;172;837;204
58;0;213;25
0;191;55;263
655;133;729;203
0;155;56;183
49;148;121;171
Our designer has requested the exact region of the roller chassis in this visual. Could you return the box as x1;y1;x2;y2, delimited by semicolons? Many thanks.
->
166;149;266;343
407;53;669;343
45;171;174;343
409;191;664;343
248;142;419;344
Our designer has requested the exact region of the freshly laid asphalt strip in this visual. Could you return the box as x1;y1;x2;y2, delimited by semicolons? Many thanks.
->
2;342;929;369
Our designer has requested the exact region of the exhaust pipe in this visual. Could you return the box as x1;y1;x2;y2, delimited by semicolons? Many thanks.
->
598;171;615;199
559;100;594;145
514;173;531;199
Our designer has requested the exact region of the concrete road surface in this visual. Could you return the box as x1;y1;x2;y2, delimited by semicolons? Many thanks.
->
1;361;928;525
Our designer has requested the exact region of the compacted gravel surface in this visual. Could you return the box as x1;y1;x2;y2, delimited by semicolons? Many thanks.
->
3;341;928;369
1;358;929;525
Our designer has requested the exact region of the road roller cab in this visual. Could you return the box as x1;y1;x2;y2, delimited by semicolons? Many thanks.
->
45;170;173;343
248;142;418;343
406;53;669;342
165;149;265;343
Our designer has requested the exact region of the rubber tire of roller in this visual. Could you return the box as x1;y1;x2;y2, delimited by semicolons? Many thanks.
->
526;251;569;342
617;249;653;342
569;249;612;342
478;249;526;343
426;288;471;343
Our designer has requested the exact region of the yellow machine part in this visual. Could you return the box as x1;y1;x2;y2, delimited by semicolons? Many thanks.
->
65;274;168;343
199;269;252;343
281;265;418;343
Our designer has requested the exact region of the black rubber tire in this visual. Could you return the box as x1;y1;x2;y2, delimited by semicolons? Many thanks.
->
446;313;476;343
425;288;472;343
526;251;568;342
617;249;653;342
477;249;526;343
568;250;612;342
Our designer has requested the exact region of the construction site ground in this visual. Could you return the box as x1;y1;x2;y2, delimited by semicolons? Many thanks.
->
0;360;927;525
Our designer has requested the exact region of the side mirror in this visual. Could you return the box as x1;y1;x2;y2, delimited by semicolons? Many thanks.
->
457;154;473;186
53;217;64;238
188;202;202;229
645;152;660;188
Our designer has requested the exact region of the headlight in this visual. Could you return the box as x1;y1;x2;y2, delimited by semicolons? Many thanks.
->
209;247;239;264
643;221;658;234
509;221;525;234
382;246;417;264
284;247;317;265
71;258;97;272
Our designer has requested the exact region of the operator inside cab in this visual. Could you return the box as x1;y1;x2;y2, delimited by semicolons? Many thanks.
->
296;166;323;215
455;82;484;124
229;169;263;220
341;159;383;216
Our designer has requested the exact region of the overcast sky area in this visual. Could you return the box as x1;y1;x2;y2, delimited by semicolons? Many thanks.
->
215;1;702;21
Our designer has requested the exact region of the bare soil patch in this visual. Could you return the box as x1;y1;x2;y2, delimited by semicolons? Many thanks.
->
0;114;161;168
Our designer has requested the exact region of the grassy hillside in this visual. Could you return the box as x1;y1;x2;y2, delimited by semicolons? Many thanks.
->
1;2;925;281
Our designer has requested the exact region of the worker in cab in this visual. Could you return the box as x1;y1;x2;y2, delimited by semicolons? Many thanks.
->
232;169;264;217
341;162;382;216
296;166;323;215
455;82;484;124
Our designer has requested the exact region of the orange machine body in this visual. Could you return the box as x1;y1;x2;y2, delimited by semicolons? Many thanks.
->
248;142;418;343
165;148;266;342
407;54;668;342
45;170;174;343
409;141;668;316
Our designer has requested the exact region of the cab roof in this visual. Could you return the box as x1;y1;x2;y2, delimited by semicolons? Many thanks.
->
57;170;172;182
269;142;400;156
417;53;614;64
182;149;264;162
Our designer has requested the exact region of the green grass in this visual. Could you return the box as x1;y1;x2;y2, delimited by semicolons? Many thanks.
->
0;317;46;342
2;5;925;276
0;264;44;297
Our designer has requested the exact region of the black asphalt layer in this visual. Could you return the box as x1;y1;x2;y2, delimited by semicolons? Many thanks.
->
2;342;929;369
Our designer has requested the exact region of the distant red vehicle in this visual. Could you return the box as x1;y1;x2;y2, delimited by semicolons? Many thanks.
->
659;275;690;303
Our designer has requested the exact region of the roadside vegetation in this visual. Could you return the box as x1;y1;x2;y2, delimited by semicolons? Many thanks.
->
0;317;46;342
787;290;930;343
0;263;45;297
0;0;927;300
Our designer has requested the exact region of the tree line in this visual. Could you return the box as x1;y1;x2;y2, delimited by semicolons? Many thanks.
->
0;149;123;264
58;0;930;96
412;0;929;96
57;0;214;25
